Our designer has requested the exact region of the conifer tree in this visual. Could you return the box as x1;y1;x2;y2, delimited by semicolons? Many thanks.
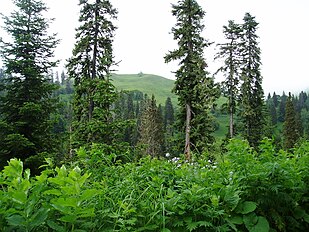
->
164;97;175;130
278;92;287;122
238;13;265;148
165;0;218;159
272;92;279;107
215;20;243;138
283;93;299;149
138;95;164;157
0;0;59;168
67;0;118;147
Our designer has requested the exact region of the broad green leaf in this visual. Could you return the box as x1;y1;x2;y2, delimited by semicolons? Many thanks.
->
12;191;27;204
238;201;257;214
47;220;66;232
51;203;71;214
243;212;258;230
229;215;243;225
30;207;50;228
7;214;25;226
43;189;62;196
250;216;269;232
60;214;77;223
79;189;98;202
54;197;78;208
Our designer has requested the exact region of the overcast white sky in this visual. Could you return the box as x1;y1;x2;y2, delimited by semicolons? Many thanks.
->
1;0;309;94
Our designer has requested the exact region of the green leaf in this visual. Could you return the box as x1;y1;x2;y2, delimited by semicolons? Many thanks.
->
229;215;243;225
162;228;171;232
47;220;66;232
243;212;258;230
59;214;77;223
76;207;95;218
54;197;78;208
250;216;269;232
51;203;71;214
238;201;257;214
303;213;309;223
12;191;27;204
30;207;50;229
7;214;25;226
43;189;62;196
79;189;98;202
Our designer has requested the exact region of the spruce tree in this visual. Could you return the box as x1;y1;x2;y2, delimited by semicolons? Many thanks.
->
164;0;218;159
272;92;279;107
278;92;287;122
164;97;175;130
0;0;59;168
215;20;243;138
238;13;265;148
138;95;164;158
283;93;299;149
66;0;118;147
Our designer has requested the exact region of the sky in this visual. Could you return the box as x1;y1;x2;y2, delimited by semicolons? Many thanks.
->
0;0;309;95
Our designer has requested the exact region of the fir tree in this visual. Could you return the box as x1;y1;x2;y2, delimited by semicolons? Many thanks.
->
164;0;218;159
164;97;175;130
238;13;265;148
278;92;287;122
138;95;164;158
66;0;119;147
61;70;66;85
272;92;279;107
283;93;299;149
0;0;59;168
215;20;242;138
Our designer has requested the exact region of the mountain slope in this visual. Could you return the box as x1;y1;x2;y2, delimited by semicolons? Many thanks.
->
111;73;177;105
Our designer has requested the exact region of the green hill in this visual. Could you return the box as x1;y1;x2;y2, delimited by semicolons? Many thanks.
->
111;73;177;106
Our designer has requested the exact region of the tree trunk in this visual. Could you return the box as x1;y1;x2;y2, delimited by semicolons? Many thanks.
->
184;103;191;161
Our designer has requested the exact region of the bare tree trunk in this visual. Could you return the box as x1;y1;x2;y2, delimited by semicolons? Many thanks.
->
184;103;191;161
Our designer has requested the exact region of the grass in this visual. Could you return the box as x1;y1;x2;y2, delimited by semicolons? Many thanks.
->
111;73;177;106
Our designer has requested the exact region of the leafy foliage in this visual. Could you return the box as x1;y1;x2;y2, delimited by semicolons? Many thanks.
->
1;139;308;231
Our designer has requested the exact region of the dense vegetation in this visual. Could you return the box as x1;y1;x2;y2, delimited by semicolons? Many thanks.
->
1;139;309;231
0;0;309;231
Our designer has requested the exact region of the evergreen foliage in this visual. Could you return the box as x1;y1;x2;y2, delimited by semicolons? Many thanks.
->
138;95;164;158
165;0;219;159
283;93;300;149
238;13;265;148
66;0;119;148
0;0;59;169
215;20;243;138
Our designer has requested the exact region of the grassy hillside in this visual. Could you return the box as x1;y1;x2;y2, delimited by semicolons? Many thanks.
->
111;73;177;106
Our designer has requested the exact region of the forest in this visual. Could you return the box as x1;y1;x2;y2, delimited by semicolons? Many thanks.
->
0;0;309;231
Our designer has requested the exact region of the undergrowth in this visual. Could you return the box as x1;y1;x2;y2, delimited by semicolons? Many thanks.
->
0;138;308;231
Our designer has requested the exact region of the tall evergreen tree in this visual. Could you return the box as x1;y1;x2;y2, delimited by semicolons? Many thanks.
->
66;0;118;147
0;0;59;168
138;95;164;158
164;97;175;130
164;0;218;160
278;92;287;122
238;13;265;148
215;20;242;138
283;93;299;149
272;92;279;107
